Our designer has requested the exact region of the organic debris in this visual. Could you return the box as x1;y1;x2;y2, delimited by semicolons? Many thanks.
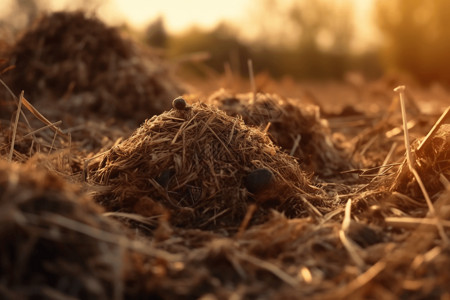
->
391;123;450;200
0;158;126;299
3;11;184;125
1;15;450;297
89;101;325;230
207;89;352;178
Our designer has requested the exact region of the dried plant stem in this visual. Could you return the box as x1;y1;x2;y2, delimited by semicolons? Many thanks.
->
8;91;23;161
394;86;413;164
326;261;386;299
378;142;397;175
340;199;365;269
394;86;449;244
290;134;301;156
22;121;63;139
417;106;450;152
247;59;256;99
30;212;181;261
234;251;299;288
236;204;257;238
21;96;65;137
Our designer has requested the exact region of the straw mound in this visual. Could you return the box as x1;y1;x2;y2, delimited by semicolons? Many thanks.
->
207;89;351;178
5;11;183;124
89;102;323;230
391;124;450;200
0;159;125;299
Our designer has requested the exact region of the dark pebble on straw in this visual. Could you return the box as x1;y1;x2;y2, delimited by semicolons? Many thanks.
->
245;168;274;194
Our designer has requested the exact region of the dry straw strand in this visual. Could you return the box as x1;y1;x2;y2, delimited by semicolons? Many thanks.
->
340;199;365;269
394;85;449;244
8;91;23;161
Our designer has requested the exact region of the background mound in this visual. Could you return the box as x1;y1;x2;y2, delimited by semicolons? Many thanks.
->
4;11;184;125
207;89;352;178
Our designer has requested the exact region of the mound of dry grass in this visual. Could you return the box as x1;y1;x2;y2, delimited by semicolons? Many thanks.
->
89;100;326;230
392;123;450;200
3;11;184;125
0;158;126;299
207;89;352;178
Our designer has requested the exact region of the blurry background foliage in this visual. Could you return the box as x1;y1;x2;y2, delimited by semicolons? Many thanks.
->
375;0;450;84
2;0;450;85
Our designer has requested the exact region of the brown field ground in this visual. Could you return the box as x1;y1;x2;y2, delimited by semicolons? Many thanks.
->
0;12;449;300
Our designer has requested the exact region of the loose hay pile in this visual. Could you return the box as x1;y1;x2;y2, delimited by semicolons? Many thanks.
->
2;15;450;296
207;89;352;178
0;159;125;299
89;101;325;230
392;124;450;197
4;11;184;124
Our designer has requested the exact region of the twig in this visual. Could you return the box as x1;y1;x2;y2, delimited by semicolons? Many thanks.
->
417;106;450;152
22;121;63;139
234;251;299;288
340;199;365;269
299;194;323;218
393;86;413;164
21;95;65;137
325;261;386;299
378;142;397;175
28;212;181;261
8;91;23;161
385;217;450;229
236;204;257;238
290;134;301;156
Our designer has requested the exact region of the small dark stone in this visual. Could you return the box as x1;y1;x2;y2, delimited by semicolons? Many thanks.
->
244;168;274;194
347;221;382;248
156;169;174;188
172;97;187;110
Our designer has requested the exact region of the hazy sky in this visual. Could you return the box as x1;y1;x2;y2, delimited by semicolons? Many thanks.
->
1;0;377;50
106;0;376;50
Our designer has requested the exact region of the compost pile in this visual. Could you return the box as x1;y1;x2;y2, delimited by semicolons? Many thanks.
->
1;10;450;299
3;11;184;125
0;159;125;299
89;101;324;230
207;89;352;178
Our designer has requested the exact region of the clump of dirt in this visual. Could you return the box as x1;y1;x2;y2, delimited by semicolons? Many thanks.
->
0;158;127;299
207;89;352;178
89;100;325;230
4;11;184;125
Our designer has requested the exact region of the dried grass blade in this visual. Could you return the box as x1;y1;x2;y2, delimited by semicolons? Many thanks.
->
31;212;181;261
235;251;299;288
21;96;65;137
340;199;365;269
417;106;450;151
8;91;23;161
394;85;449;244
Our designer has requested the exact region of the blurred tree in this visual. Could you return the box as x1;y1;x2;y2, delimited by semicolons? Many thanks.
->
144;16;168;49
287;0;355;79
165;0;380;81
168;22;250;77
247;0;356;79
0;0;45;32
0;0;107;33
376;0;450;84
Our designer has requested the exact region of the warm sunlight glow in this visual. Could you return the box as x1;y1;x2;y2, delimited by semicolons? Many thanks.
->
109;0;250;31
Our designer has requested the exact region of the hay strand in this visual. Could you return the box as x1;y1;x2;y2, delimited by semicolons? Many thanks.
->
8;91;22;161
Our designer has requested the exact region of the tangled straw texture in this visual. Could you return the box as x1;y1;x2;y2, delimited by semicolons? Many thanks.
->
5;11;183;123
0;159;123;300
208;89;351;177
90;103;321;229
